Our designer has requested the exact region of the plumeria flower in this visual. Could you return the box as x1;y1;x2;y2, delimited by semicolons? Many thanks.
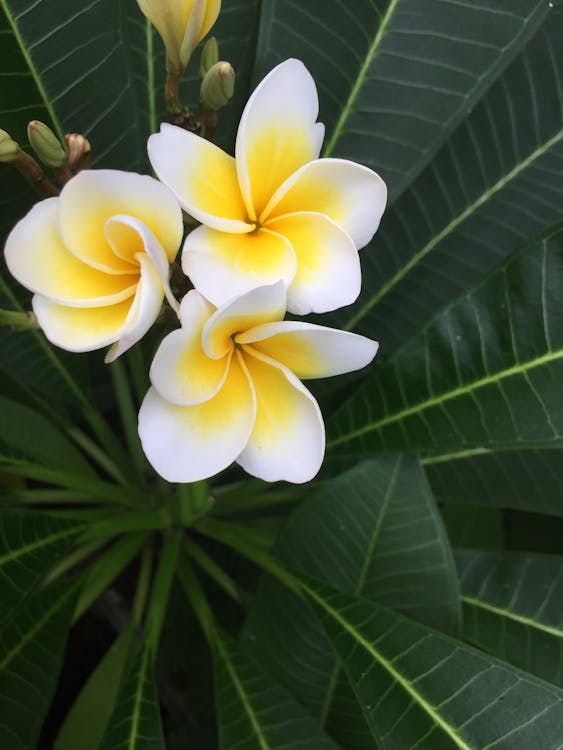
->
148;59;387;316
138;282;378;483
4;170;182;361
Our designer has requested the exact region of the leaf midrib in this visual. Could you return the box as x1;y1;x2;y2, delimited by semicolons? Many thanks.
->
462;595;563;639
127;646;150;750
0;523;80;568
216;635;271;750
322;0;400;158
305;583;474;750
344;127;563;332
0;0;63;138
328;346;563;449
319;459;401;727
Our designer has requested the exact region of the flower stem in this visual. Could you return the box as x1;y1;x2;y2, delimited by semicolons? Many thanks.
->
144;529;182;659
110;359;147;479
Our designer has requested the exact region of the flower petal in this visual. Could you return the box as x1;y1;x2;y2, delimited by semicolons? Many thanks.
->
104;253;165;362
105;215;179;314
4;198;138;306
59;169;183;273
150;291;229;405
202;282;286;360
236;59;325;221
264;211;361;314
148;124;254;233
138;350;256;483
237;321;378;379
32;296;133;353
263;158;387;248
182;224;296;309
237;346;325;483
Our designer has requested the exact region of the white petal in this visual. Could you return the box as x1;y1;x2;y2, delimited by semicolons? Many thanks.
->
237;346;325;483
4;198;138;307
237;321;378;379
150;291;229;405
138;351;256;483
202;282;286;360
59;169;183;272
32;296;133;353
105;214;179;314
182;224;297;309
104;253;165;362
264;211;360;315
236;59;325;220
263;158;387;248
148;124;254;233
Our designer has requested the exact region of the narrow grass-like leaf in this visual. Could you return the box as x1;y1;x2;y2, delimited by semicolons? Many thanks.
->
0;510;83;620
0;579;79;750
245;457;459;748
214;631;339;750
303;578;563;750
328;221;563;455
456;550;563;687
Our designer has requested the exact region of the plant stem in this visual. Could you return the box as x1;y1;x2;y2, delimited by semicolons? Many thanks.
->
133;543;154;627
110;359;147;479
144;529;182;659
176;553;215;644
187;539;241;603
177;480;210;525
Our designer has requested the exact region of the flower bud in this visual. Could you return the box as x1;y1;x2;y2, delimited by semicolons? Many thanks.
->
200;61;235;111
199;36;219;78
27;120;67;168
0;129;20;163
65;133;91;169
137;0;221;73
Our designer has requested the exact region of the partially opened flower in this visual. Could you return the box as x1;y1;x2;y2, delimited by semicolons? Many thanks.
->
4;170;183;361
137;0;221;73
148;59;387;315
138;282;378;483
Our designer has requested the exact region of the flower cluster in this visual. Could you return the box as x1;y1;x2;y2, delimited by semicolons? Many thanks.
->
4;60;386;484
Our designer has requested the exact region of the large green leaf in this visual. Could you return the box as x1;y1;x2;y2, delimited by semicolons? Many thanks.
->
245;457;459;749
303;578;563;750
424;449;563;517
0;578;78;750
328;221;563;456
0;510;83;621
456;550;563;687
214;630;339;749
100;642;165;750
0;395;95;475
253;0;550;202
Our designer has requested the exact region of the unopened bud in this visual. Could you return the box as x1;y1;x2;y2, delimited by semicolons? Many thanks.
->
201;61;235;111
27;120;67;168
199;36;219;78
65;133;91;168
0;129;20;163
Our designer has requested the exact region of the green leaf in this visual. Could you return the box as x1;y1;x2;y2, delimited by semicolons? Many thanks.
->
254;0;551;202
456;550;563;687
213;630;339;750
302;578;563;750
0;510;83;621
53;624;136;750
441;506;504;551
0;578;78;750
245;457;459;748
100;642;165;750
0;395;95;475
331;7;563;353
424;449;563;516
328;221;563;455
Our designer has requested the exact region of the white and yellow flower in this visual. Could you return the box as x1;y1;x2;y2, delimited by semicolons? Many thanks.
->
137;0;221;73
4;170;183;361
148;59;387;316
138;282;378;483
